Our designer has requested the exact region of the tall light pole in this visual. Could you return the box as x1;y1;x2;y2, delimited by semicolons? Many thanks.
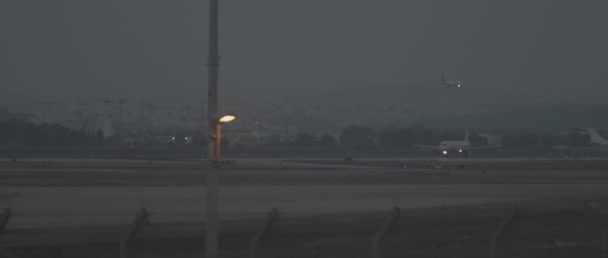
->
205;113;236;258
206;0;220;257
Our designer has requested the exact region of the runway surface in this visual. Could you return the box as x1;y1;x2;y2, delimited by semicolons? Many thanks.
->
3;157;608;229
3;184;608;228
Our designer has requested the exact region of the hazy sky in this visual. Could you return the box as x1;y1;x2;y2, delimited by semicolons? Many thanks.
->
1;0;607;104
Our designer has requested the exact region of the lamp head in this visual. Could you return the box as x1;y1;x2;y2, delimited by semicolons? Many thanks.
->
214;114;237;124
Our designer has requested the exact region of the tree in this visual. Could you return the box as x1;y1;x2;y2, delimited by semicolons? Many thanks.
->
295;132;315;147
339;125;375;150
379;126;402;149
96;129;105;146
320;133;337;151
379;125;433;149
503;133;539;149
538;134;555;149
0;118;101;147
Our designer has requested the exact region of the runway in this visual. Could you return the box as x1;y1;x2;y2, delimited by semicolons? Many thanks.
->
3;184;608;228
3;157;608;229
5;157;608;174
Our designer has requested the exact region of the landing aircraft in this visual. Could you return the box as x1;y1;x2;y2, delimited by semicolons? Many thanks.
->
415;130;501;157
441;76;462;88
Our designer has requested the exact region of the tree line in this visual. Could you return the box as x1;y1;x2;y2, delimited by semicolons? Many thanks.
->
0;118;104;146
292;125;602;151
1;116;602;152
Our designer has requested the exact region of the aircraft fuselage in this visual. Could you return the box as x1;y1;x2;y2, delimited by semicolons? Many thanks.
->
436;141;471;157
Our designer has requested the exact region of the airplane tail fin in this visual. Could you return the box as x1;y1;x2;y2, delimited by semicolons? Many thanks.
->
464;129;469;142
585;128;608;145
441;75;445;82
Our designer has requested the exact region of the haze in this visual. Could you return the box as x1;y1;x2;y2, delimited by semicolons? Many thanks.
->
2;0;607;105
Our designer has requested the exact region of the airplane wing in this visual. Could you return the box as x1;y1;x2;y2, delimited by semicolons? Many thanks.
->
470;145;502;150
414;144;437;149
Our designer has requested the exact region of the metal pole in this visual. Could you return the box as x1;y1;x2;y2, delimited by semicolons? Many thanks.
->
206;0;220;257
0;208;12;234
216;123;222;163
603;227;608;258
120;208;149;258
250;208;280;258
490;206;517;258
372;207;400;258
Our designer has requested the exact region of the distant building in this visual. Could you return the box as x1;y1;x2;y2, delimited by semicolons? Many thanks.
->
223;129;257;145
284;125;298;143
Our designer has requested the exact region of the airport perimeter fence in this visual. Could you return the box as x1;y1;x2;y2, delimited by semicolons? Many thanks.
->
2;202;608;258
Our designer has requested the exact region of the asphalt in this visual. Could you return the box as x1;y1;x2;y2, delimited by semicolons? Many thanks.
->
3;184;608;228
2;157;608;229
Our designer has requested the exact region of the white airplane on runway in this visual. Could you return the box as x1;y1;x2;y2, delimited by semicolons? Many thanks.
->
415;130;501;157
441;75;462;88
585;128;608;147
552;128;608;153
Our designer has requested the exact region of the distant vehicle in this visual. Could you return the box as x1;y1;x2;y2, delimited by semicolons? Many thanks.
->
441;75;462;88
585;128;608;147
415;130;501;157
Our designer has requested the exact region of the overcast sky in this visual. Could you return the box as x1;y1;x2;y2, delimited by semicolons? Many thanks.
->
1;0;607;104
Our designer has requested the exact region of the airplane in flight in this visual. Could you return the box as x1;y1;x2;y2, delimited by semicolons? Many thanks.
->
441;75;462;88
415;130;501;157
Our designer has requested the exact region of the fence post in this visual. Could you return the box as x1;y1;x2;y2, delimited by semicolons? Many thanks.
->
490;206;517;258
371;206;401;258
0;208;11;234
603;227;608;258
120;208;149;258
250;208;279;258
